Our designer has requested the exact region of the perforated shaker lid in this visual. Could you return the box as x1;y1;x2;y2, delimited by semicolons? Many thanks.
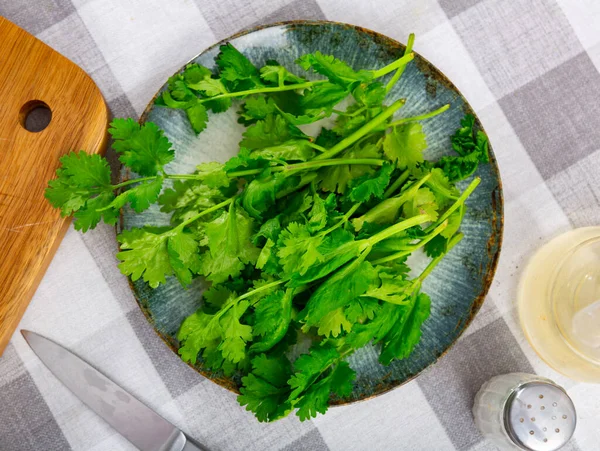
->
504;381;576;451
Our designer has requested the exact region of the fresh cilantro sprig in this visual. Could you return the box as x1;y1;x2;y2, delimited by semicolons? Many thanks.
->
45;34;492;423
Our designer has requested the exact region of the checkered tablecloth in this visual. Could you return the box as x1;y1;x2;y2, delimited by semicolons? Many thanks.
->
2;1;600;450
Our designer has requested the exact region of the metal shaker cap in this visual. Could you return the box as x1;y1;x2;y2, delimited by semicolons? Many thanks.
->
504;381;576;451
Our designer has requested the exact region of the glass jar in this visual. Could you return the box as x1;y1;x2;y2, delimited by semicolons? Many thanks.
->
473;373;576;451
518;227;600;383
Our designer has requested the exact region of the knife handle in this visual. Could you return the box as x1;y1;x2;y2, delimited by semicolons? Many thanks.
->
182;434;211;451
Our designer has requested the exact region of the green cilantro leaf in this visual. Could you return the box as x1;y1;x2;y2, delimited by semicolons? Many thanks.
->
297;52;372;90
240;114;298;150
238;96;277;125
402;187;439;221
424;207;464;258
347;163;393;203
277;222;324;277
424;234;447;258
302;259;379;328
315;127;342;148
352;174;432;231
344;302;403;349
216;43;261;90
363;274;414;305
72;191;118;232
168;228;203;286
223;147;269;174
200;202;260;283
287;229;358;287
299;82;348;113
383;123;427;169
425;167;459;207
251;289;293;353
109;119;175;176
344;297;380;324
277;107;330;126
158;180;226;224
316;308;353;338
352;81;386;107
219;301;253;363
157;76;197;109
255;239;279;275
45;151;112;216
117;226;200;288
181;64;232;112
320;141;382;193
202;285;234;309
451;114;476;156
379;292;431;365
288;342;340;399
241;171;278;219
435;156;478;182
104;176;164;214
182;63;212;87
260;63;304;85
45;151;120;231
295;361;355;421
238;354;293;422
436;114;490;181
332;103;373;137
194;162;230;188
307;194;329;233
249;139;314;162
177;309;222;365
253;216;282;245
185;103;209;134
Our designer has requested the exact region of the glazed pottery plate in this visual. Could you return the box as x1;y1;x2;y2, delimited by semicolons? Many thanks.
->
123;21;503;402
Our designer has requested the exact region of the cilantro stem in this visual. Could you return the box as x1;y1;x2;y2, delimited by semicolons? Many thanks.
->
239;280;285;303
306;142;327;153
424;177;479;233
385;33;414;94
281;158;385;172
383;170;409;199
211;279;286;325
417;233;463;282
370;220;449;265
174;196;236;231
196;80;329;104
111;176;160;190
372;53;415;79
167;174;205;181
318;203;362;237
333;106;367;117
387;104;450;128
226;158;386;178
363;214;430;249
226;168;263;177
425;178;459;201
315;99;406;161
354;173;431;230
112;174;204;190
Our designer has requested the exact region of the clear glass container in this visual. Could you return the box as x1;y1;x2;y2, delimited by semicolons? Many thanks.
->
518;227;600;383
473;373;576;451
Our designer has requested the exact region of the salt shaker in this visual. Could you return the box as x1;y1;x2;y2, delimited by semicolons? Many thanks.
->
473;373;576;450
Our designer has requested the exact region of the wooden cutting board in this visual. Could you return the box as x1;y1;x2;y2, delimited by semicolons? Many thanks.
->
0;17;109;356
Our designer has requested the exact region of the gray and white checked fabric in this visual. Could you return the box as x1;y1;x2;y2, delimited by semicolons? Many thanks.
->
1;0;600;450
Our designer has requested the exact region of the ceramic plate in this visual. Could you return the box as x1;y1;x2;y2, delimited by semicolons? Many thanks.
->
123;21;503;403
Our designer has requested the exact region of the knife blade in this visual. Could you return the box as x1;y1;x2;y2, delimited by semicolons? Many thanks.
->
21;330;207;451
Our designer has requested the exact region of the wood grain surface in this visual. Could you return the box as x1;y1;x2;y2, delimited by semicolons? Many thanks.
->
0;17;108;355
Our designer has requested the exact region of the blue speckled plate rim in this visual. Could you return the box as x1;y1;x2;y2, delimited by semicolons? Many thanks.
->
125;19;504;405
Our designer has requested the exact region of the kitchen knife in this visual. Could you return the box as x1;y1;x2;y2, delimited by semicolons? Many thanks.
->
21;330;208;451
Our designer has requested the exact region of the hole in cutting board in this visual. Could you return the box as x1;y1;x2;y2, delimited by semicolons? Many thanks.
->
19;100;52;132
